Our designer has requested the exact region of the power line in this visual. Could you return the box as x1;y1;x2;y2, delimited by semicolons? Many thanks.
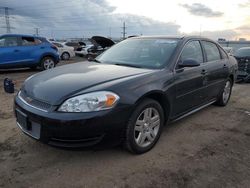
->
0;7;14;33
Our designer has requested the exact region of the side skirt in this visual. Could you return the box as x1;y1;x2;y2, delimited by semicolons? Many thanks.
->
170;100;217;123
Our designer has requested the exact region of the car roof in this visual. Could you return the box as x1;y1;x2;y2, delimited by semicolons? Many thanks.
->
0;34;45;40
128;35;215;41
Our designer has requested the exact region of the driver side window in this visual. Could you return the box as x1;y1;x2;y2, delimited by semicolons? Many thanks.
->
0;36;19;47
180;41;203;64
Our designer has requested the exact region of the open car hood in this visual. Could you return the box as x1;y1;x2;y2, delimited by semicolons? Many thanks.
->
90;36;115;48
78;42;86;46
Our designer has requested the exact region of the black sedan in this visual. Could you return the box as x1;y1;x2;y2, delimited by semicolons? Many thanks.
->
14;36;237;154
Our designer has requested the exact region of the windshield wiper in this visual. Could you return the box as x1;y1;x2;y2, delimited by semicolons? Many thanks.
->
114;63;142;68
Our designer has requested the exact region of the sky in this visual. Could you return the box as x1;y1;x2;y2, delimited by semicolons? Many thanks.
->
0;0;250;40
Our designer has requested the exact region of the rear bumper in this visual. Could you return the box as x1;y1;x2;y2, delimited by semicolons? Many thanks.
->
14;95;133;148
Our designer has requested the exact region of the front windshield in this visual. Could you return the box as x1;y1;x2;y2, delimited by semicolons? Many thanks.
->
235;48;250;57
96;38;179;69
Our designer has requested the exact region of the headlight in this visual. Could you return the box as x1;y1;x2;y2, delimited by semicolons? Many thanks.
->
58;91;120;112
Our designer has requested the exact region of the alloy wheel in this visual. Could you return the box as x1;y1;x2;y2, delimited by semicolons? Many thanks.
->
134;107;160;148
222;80;231;104
43;59;55;70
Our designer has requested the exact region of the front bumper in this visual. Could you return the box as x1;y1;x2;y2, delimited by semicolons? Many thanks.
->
14;95;133;148
237;71;250;82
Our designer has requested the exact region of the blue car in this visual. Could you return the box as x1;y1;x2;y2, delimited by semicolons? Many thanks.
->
0;34;60;70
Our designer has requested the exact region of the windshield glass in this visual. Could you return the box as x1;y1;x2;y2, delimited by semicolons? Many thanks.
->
235;48;250;57
96;38;179;69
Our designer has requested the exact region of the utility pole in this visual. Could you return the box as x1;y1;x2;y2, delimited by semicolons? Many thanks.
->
199;24;202;36
34;27;39;36
0;7;13;33
109;27;111;39
121;22;127;39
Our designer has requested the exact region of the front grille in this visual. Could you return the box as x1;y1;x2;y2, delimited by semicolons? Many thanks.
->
19;91;51;112
236;58;250;73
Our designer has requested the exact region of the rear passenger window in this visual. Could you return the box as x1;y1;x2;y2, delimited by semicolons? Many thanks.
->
22;37;36;46
202;41;221;62
180;41;203;64
35;39;42;44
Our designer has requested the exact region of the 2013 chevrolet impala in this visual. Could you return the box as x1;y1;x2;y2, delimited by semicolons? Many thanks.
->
14;36;237;154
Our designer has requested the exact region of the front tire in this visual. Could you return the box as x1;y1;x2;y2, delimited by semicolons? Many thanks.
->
215;78;233;106
124;99;164;154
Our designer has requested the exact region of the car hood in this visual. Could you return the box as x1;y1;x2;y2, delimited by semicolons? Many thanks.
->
22;62;153;105
234;56;250;60
90;36;115;48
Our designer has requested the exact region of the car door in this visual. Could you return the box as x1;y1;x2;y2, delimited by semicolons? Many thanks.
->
172;40;207;116
201;41;230;100
0;36;22;67
20;36;41;65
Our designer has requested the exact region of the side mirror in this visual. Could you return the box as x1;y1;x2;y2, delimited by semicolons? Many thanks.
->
178;59;200;68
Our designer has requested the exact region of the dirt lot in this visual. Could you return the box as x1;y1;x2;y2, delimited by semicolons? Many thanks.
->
0;58;250;188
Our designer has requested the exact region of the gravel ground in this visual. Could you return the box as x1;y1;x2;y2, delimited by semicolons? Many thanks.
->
0;58;250;188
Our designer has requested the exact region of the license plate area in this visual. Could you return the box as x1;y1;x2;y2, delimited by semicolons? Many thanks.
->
16;109;41;140
16;109;31;130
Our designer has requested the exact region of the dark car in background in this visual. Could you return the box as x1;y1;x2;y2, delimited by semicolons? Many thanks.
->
234;47;250;82
88;36;115;57
63;41;84;51
75;36;115;58
0;34;60;70
14;36;237;154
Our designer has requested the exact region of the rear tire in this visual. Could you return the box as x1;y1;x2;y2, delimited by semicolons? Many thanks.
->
215;78;233;106
124;98;164;154
40;56;56;70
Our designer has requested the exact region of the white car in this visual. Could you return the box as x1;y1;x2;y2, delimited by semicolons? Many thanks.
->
75;44;94;57
52;42;75;60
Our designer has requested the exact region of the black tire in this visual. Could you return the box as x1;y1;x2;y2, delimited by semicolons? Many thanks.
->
40;56;56;71
215;78;233;106
61;52;70;60
124;98;165;154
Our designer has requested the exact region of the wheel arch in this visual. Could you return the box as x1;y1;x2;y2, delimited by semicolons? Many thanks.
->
229;74;234;85
39;53;57;63
135;91;171;124
61;51;70;56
